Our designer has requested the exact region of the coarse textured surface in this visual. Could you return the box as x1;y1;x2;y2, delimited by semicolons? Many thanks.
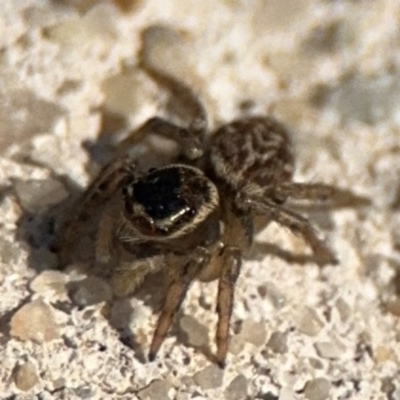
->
1;1;400;399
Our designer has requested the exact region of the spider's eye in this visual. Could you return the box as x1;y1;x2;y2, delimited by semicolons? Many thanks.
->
131;215;155;236
125;165;218;238
133;167;187;221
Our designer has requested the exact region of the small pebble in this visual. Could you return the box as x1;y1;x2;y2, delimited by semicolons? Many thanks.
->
13;361;40;391
309;358;324;370
30;270;68;297
69;276;112;307
335;298;351;322
228;333;245;355
260;283;286;309
240;319;267;347
179;315;209;348
374;345;393;363
73;385;96;399
267;331;288;354
314;341;344;360
295;307;324;337
224;374;248;400
52;377;66;392
304;378;331;400
10;299;60;343
13;178;69;213
138;379;171;400
193;365;224;390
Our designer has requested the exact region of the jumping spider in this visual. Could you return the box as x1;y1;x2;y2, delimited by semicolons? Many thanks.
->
60;67;366;367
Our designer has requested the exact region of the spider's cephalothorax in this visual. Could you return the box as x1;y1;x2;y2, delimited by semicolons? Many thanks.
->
121;165;219;240
60;67;367;368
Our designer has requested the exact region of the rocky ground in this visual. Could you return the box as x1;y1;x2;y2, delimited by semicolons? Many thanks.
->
1;0;400;399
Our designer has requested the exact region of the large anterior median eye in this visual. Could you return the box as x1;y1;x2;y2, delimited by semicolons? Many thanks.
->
122;165;218;238
133;168;188;221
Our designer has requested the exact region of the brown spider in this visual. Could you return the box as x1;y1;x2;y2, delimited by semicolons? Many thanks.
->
59;66;366;368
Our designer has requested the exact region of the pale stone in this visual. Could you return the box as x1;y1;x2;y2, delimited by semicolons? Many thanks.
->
224;374;248;400
295;307;324;337
304;378;331;400
13;178;69;213
314;341;345;360
138;380;171;400
30;270;68;297
13;361;40;392
267;331;288;354
240;319;267;347
193;365;224;390
10;299;60;343
179;315;209;348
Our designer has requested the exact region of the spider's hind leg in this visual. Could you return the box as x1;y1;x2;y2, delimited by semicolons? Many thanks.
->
276;182;370;208
248;199;338;266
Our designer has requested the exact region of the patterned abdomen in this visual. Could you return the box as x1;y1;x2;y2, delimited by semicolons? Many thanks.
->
209;117;294;197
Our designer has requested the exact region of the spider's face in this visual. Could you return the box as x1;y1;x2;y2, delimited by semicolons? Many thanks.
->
122;165;219;239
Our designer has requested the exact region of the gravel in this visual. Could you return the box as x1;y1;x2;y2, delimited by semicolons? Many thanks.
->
10;299;60;343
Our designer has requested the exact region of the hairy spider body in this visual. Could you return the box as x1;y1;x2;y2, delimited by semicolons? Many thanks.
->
60;67;366;368
210;117;294;200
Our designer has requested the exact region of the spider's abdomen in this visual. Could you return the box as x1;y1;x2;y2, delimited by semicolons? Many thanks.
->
209;117;294;197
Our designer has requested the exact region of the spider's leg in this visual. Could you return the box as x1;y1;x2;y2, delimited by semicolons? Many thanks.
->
111;257;163;297
59;155;137;265
276;182;370;207
148;247;210;361
118;117;203;160
215;246;242;368
144;65;208;140
248;199;338;266
95;202;120;264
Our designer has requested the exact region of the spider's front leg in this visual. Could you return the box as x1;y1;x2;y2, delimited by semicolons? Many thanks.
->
118;117;203;161
247;198;338;266
148;246;210;361
215;246;242;368
118;68;208;161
